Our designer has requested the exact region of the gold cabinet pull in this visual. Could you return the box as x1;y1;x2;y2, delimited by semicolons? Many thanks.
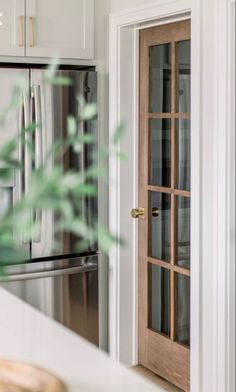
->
18;16;25;47
29;16;36;47
131;207;145;219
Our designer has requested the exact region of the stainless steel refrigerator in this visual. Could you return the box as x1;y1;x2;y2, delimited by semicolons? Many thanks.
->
0;67;99;346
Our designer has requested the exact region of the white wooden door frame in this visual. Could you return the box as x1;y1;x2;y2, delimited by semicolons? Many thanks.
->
109;1;235;391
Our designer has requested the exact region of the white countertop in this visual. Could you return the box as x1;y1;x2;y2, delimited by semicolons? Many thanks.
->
0;288;163;392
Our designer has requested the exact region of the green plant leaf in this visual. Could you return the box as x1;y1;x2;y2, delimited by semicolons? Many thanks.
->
78;133;95;144
98;225;117;253
67;115;77;137
112;122;126;144
80;103;97;120
0;140;17;159
23;123;39;134
74;183;97;196
45;59;60;81
117;152;128;161
50;76;72;86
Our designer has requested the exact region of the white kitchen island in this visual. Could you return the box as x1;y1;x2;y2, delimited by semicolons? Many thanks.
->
0;288;164;392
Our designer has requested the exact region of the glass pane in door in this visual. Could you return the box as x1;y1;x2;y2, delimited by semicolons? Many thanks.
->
149;119;171;187
150;44;172;113
148;263;170;337
177;40;191;113
177;196;191;269
177;119;191;191
149;192;171;262
175;273;190;347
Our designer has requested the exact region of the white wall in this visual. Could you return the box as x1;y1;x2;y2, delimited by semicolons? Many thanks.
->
110;0;148;12
94;0;110;353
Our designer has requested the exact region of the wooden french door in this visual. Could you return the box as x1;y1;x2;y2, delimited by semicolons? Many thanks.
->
136;20;191;391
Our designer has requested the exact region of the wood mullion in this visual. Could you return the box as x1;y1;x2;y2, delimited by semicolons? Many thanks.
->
170;38;178;343
148;113;191;119
147;190;152;257
171;194;176;266
174;189;191;198
148;184;172;194
171;118;177;190
148;184;191;197
174;264;190;277
171;41;176;114
175;42;180;114
171;193;176;342
170;270;175;340
148;257;171;270
148;257;191;277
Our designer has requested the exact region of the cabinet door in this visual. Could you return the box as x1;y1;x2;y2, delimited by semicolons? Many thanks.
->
25;0;94;59
0;0;25;56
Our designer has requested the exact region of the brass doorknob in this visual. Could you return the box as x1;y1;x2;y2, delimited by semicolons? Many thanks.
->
131;207;145;219
152;207;160;217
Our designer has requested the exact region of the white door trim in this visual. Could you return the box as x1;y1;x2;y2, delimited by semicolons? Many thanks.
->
109;1;235;391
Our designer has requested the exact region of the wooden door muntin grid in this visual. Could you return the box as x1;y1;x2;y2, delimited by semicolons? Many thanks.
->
139;20;191;391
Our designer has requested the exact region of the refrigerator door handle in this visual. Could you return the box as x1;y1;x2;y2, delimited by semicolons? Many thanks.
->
32;85;43;243
23;91;32;244
2;262;97;282
33;85;43;170
17;94;24;203
23;91;31;195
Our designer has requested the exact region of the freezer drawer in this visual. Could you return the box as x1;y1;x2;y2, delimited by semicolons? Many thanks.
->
0;254;99;346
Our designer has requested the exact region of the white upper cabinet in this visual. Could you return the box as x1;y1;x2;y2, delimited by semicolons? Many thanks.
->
0;0;94;59
26;0;94;59
0;0;25;56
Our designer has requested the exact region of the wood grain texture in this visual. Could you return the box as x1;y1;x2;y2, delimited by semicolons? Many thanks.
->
148;113;190;119
146;330;190;391
138;20;191;392
148;185;190;198
147;257;191;276
138;28;150;365
142;20;190;47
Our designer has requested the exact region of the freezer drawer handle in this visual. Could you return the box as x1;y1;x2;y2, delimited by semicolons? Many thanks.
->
1;262;97;282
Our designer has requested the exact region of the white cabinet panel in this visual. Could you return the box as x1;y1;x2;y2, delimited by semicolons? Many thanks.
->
0;0;25;56
25;0;94;59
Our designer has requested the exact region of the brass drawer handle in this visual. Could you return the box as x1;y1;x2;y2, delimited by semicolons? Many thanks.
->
29;16;36;47
131;207;145;219
18;16;25;47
